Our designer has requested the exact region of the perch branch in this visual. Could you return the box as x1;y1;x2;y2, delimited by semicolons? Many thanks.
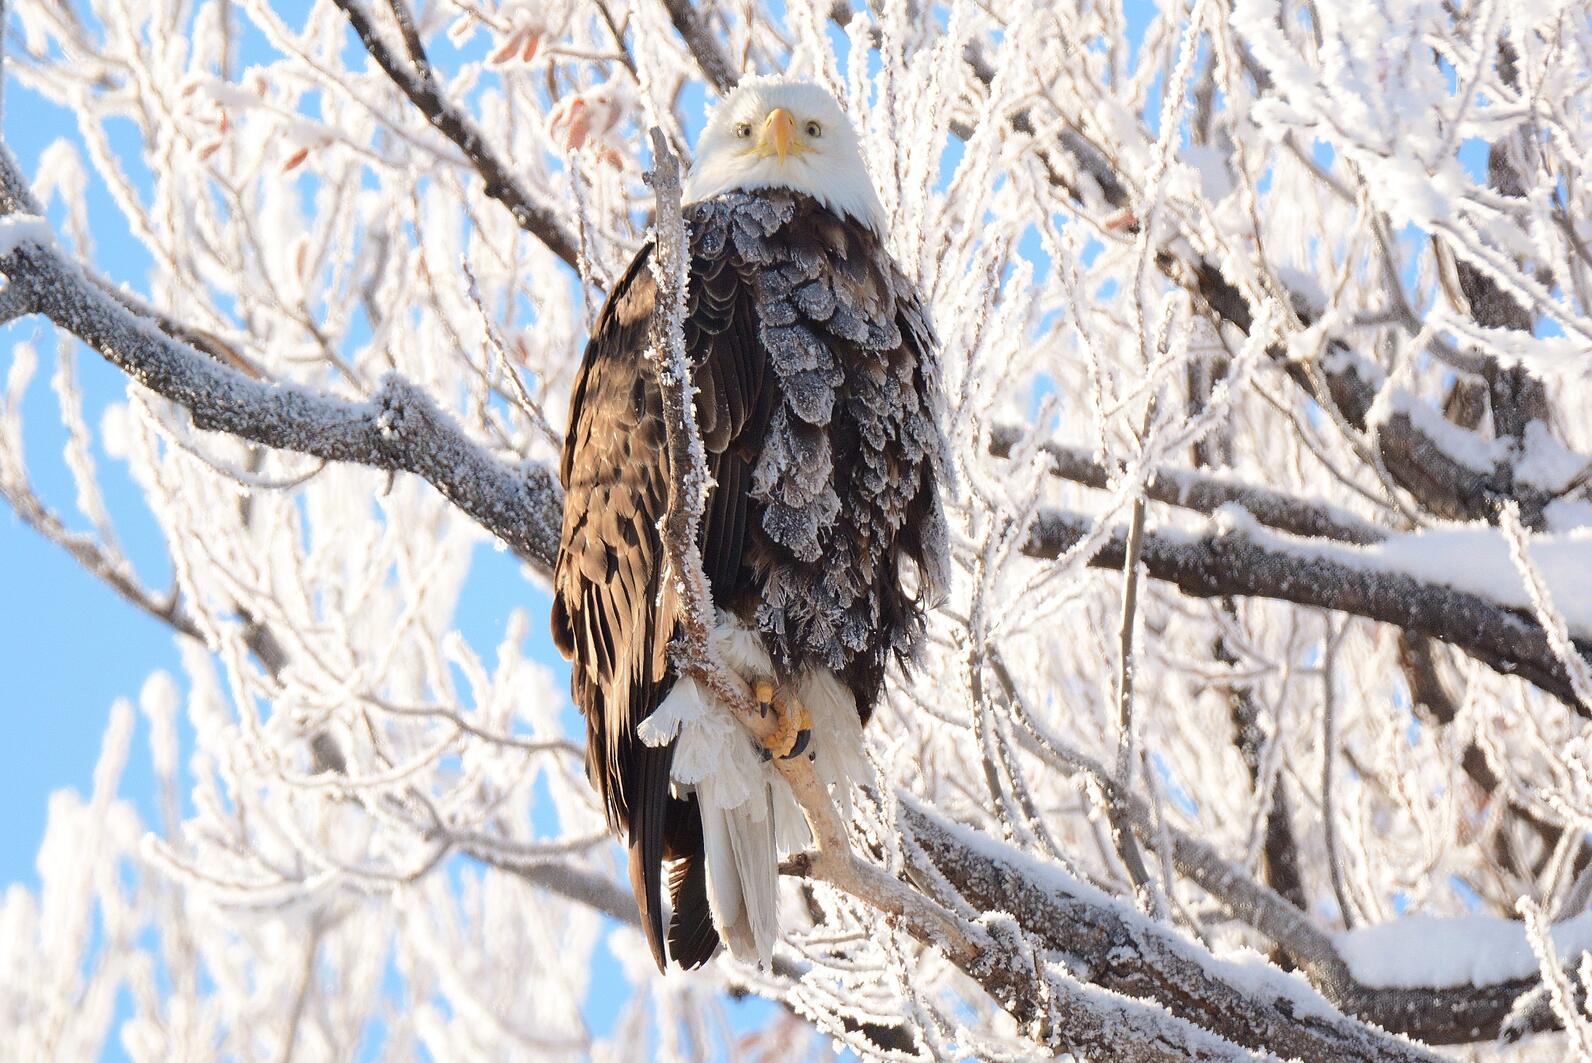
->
1000;714;1592;1046
900;796;1439;1063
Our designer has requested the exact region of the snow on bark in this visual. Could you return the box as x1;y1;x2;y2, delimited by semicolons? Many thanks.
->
0;213;53;255
1338;910;1592;991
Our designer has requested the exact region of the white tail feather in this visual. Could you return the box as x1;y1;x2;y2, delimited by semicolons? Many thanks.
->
697;796;742;935
725;789;779;965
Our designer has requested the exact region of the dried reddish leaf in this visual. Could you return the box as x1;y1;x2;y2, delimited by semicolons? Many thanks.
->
489;29;525;66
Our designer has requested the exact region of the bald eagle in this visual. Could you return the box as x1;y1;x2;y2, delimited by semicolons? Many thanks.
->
552;76;949;970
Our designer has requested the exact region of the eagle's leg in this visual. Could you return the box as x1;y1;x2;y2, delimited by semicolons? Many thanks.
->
752;680;813;760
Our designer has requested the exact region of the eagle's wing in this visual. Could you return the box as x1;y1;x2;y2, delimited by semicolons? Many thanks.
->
551;222;769;970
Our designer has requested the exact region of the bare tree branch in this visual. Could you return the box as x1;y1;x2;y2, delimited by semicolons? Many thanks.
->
991;425;1389;545
329;0;581;268
1218;624;1308;916
1025;510;1592;712
660;0;739;94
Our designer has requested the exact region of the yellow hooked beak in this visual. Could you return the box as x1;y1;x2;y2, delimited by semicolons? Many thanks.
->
757;108;801;162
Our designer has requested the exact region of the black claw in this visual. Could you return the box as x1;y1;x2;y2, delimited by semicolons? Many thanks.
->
781;728;812;760
756;738;773;763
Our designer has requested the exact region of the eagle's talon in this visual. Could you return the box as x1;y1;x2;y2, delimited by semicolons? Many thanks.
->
781;727;812;760
764;712;797;759
763;693;812;759
754;679;775;718
759;688;812;759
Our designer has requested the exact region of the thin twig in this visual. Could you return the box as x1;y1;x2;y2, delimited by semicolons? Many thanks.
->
1111;482;1156;905
643;128;766;727
275;919;325;1063
660;0;740;93
1320;617;1356;929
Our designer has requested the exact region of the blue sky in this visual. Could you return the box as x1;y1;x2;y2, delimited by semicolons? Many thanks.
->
1;106;178;886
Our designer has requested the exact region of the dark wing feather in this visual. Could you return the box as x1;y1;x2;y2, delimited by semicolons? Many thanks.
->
685;220;769;610
664;794;718;968
552;219;770;970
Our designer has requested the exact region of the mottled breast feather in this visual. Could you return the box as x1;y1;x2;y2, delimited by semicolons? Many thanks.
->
551;189;948;970
690;190;950;715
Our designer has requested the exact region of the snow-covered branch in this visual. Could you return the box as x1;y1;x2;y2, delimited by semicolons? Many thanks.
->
901;797;1440;1062
991;425;1389;544
0;187;564;578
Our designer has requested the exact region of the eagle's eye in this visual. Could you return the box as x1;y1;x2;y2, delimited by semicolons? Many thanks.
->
735;122;753;139
805;120;823;138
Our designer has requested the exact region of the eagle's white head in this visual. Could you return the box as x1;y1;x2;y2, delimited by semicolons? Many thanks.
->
684;76;887;235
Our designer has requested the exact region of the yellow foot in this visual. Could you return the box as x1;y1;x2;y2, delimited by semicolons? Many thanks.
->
757;684;813;760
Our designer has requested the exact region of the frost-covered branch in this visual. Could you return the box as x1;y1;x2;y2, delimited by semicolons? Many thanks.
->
0;207;564;576
660;0;739;95
964;725;1592;1048
0;474;200;640
902;798;1439;1063
643;128;773;736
